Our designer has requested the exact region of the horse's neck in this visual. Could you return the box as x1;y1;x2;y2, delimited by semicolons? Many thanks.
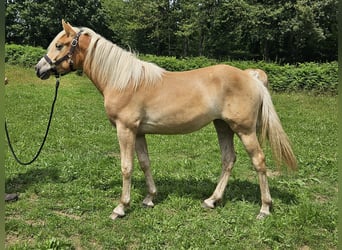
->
82;68;106;95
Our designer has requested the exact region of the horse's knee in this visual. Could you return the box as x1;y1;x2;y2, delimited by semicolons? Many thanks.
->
121;165;133;178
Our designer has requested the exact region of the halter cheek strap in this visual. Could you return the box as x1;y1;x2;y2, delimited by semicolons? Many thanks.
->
44;30;82;74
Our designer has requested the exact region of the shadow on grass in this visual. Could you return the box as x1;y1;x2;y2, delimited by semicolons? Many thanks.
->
157;177;297;206
104;176;297;207
6;166;297;208
5;166;61;193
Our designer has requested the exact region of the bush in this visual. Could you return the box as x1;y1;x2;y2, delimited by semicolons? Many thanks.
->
141;55;337;95
5;44;45;68
257;62;338;94
5;44;337;94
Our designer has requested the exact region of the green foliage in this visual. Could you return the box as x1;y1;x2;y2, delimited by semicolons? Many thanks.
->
141;55;217;71
5;44;45;68
5;0;338;62
4;65;337;249
102;0;338;62
5;0;114;48
5;43;337;94
265;62;338;93
141;54;338;94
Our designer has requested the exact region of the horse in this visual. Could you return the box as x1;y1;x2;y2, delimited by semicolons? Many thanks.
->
244;68;268;88
35;20;297;220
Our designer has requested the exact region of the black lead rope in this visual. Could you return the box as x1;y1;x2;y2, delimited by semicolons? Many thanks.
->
5;76;60;165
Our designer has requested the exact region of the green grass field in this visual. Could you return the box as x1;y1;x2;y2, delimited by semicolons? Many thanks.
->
5;64;337;249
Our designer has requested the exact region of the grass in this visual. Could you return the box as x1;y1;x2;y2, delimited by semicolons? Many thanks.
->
5;64;337;249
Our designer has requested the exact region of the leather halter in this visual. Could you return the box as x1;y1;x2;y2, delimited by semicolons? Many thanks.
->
44;31;82;74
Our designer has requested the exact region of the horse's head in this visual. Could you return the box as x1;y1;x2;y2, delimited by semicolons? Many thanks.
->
35;20;86;80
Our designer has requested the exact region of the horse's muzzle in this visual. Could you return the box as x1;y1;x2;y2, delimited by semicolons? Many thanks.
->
35;68;51;80
35;57;53;80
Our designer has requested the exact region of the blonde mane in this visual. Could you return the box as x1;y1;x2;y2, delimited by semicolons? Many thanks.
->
80;27;165;90
49;27;165;90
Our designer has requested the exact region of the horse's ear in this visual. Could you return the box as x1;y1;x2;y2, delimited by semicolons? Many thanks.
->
62;19;76;37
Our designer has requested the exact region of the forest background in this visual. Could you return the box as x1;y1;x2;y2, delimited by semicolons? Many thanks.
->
5;0;338;63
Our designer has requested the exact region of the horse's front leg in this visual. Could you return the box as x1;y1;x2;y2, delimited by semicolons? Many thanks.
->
110;123;136;220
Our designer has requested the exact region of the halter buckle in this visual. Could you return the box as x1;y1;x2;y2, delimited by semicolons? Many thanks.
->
71;38;78;47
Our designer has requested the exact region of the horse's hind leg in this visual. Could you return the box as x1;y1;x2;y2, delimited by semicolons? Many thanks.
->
135;135;157;207
203;120;236;209
238;131;272;219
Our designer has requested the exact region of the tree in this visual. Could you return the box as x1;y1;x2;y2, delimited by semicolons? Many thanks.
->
6;0;338;62
5;0;114;48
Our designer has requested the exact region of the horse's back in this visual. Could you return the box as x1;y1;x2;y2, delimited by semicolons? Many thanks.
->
163;64;257;93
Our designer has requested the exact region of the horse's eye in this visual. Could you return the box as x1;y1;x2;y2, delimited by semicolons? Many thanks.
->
55;43;63;50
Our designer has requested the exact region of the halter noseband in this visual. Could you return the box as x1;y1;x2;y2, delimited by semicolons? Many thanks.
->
44;30;82;75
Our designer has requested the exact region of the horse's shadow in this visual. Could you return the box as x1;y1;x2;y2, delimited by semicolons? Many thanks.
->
107;175;297;207
6;166;297;208
5;166;61;194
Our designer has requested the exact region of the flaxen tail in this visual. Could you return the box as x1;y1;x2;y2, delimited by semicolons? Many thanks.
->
258;86;297;170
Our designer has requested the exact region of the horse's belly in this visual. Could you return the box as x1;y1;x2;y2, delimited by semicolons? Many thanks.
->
137;84;222;134
138;112;215;135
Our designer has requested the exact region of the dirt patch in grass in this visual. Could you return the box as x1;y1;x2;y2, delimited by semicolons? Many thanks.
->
53;210;82;220
6;232;34;248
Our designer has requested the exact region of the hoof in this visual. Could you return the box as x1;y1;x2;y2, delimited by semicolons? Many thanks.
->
109;212;124;220
256;212;269;220
142;201;154;208
5;193;19;202
142;194;155;208
202;199;215;209
111;204;125;220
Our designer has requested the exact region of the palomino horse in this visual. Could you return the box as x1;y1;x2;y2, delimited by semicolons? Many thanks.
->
35;20;297;220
